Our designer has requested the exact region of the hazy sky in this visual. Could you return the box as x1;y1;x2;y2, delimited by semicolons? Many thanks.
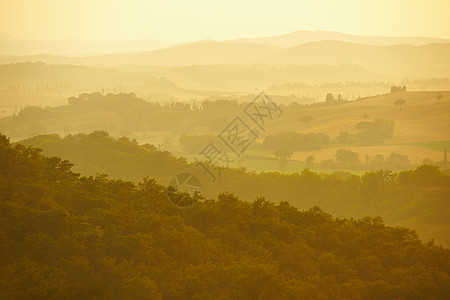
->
1;0;449;43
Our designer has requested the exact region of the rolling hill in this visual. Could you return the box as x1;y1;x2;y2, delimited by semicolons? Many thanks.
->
0;33;170;55
257;41;450;77
228;30;450;47
271;91;450;144
0;41;448;80
0;41;284;66
2;30;449;57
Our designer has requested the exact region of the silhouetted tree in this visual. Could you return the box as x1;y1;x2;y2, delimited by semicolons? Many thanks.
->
394;99;406;110
325;93;335;103
386;152;410;170
335;149;359;169
275;148;293;170
300;115;315;127
305;155;315;169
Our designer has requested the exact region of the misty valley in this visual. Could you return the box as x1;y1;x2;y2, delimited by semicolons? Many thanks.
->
0;5;449;298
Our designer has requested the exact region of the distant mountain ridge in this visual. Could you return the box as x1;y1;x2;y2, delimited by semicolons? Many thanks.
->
227;30;450;47
1;30;449;78
1;30;449;57
0;41;284;66
0;40;449;78
257;40;450;65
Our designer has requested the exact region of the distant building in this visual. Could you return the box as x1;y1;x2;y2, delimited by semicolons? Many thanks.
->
391;85;406;93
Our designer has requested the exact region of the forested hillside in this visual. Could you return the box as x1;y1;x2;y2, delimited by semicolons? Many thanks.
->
19;132;450;248
1;133;449;299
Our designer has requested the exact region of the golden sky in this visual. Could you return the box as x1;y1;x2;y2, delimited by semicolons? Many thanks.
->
1;0;449;42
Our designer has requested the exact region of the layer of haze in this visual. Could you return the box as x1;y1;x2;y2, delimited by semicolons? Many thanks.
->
1;0;450;43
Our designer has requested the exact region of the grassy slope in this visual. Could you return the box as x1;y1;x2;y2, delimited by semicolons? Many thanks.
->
249;91;450;165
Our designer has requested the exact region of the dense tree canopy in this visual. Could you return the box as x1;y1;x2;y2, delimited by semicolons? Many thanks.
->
19;132;450;236
1;133;450;299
